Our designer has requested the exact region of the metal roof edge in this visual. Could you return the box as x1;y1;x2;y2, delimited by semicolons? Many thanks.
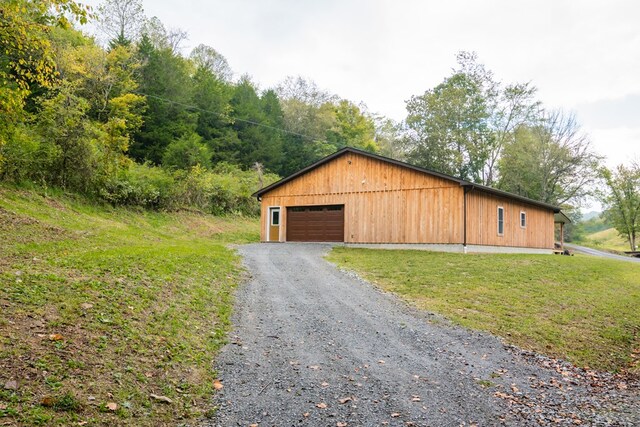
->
252;146;561;213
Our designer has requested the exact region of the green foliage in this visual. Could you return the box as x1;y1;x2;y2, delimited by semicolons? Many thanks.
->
131;35;196;163
498;111;602;207
600;163;640;251
162;132;212;170
35;84;98;192
100;162;174;208
580;214;610;234
100;162;277;215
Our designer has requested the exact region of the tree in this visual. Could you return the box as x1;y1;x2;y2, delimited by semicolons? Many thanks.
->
36;83;97;192
405;71;491;181
0;0;89;133
190;44;233;82
276;76;338;175
131;34;196;163
498;110;602;207
97;0;145;47
483;82;539;185
600;163;640;251
373;116;407;160
162;133;212;170
404;52;540;184
140;16;188;54
327;100;377;152
226;77;283;172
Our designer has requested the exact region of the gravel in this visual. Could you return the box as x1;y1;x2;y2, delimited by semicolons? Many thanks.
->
207;243;639;426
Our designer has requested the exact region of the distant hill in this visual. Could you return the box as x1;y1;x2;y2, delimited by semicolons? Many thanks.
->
581;211;601;221
578;214;610;235
586;228;630;252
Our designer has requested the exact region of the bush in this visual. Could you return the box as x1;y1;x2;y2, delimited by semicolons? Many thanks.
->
100;163;174;209
99;162;279;216
162;133;212;170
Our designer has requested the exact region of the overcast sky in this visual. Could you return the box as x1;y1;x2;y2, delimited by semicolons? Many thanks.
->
85;0;639;173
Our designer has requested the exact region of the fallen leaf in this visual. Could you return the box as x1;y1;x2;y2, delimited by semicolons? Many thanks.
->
378;360;386;364
150;394;173;404
303;413;310;418
617;382;628;390
511;384;519;393
213;379;223;390
337;423;347;427
4;380;17;390
309;365;320;370
0;403;7;410
40;396;54;407
49;333;63;341
249;424;258;427
316;402;328;409
411;395;421;402
80;303;93;310
391;413;400;417
78;422;88;426
321;382;329;387
338;396;352;404
107;402;118;411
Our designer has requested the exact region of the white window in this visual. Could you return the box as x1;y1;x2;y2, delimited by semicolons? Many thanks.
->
497;206;504;236
270;208;280;226
520;211;526;228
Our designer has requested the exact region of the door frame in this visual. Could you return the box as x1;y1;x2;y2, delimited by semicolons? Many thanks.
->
267;206;281;242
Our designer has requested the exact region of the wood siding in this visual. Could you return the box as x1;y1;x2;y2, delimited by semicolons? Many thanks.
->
465;190;555;249
259;151;555;248
260;151;464;244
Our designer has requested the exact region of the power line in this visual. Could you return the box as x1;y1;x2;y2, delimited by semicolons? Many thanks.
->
135;92;325;143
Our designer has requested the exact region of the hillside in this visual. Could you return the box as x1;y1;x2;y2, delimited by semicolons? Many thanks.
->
583;227;632;253
0;186;258;426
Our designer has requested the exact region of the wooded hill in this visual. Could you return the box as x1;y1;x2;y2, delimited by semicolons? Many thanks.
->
3;0;637;241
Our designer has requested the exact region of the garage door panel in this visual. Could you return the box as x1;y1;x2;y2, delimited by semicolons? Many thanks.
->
287;205;344;242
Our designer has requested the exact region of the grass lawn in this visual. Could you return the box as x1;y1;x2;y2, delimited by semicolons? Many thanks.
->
0;186;259;426
327;248;640;374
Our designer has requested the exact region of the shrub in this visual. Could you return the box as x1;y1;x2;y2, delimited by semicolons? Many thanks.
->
100;163;174;208
162;133;212;170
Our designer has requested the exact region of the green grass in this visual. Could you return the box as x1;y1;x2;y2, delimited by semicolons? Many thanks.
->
327;248;640;374
0;186;259;426
578;227;632;253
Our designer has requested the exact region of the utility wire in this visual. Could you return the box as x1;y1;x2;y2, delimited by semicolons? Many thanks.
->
135;92;325;143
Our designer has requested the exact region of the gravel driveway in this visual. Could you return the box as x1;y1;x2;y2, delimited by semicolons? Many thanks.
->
565;243;640;263
209;243;638;426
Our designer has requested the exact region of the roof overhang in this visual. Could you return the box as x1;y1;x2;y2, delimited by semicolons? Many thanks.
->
253;146;562;213
554;211;572;224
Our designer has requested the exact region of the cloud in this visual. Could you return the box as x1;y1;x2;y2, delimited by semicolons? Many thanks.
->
575;94;640;129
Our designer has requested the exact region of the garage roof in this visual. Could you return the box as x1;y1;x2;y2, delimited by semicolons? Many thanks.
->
253;147;562;213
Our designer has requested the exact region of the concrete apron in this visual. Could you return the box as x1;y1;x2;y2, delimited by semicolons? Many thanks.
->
342;243;554;254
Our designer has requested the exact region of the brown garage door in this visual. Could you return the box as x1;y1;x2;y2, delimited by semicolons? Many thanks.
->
286;205;344;242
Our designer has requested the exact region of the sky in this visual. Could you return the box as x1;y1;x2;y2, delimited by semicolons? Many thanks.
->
83;0;639;174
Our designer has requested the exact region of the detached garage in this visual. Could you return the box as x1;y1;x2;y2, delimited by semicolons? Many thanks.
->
254;147;566;253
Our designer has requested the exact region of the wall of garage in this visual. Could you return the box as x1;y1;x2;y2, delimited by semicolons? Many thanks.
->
465;189;555;249
259;151;465;244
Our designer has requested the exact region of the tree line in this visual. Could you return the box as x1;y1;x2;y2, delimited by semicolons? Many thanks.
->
0;0;637;247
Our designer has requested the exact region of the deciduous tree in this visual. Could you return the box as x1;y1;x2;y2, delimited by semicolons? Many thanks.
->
600;163;640;251
498;110;601;207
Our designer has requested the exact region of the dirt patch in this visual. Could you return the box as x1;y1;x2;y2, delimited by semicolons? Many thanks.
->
0;207;68;245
